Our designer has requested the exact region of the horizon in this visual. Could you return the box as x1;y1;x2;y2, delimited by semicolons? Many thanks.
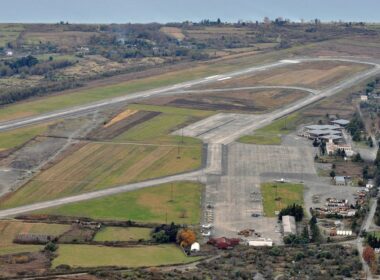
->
0;0;379;24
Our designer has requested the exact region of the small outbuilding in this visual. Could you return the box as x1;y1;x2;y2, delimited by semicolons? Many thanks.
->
334;176;346;186
190;242;200;252
282;215;296;236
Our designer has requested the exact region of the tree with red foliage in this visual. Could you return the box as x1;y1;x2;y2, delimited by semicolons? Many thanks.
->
363;246;376;265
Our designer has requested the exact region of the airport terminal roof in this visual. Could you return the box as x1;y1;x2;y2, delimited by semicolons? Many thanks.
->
331;119;350;126
321;135;343;140
308;129;342;136
305;124;340;131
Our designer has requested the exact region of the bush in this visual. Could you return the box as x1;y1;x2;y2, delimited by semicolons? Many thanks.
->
44;241;58;252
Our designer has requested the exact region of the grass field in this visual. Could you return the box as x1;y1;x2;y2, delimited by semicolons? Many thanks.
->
52;244;200;268
238;113;299;145
261;182;304;217
0;220;70;255
36;182;202;224
0;123;49;151
94;227;152;242
0;142;202;208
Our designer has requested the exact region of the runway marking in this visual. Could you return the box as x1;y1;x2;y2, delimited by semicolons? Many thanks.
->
218;76;231;81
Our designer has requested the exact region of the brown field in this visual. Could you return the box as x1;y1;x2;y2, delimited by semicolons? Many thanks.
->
104;109;139;128
0;252;50;278
0;141;202;208
0;220;70;255
88;111;160;140
160;27;185;40
24;31;97;47
196;61;370;90
141;88;308;112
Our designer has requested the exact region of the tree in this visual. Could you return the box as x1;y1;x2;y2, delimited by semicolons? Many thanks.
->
177;228;196;248
329;170;336;178
363;246;375;265
152;230;170;243
278;204;304;222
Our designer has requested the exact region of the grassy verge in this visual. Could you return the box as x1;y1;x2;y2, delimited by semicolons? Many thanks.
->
35;181;202;224
94;227;152;242
238;113;299;145
0;123;49;151
52;244;200;268
261;182;304;217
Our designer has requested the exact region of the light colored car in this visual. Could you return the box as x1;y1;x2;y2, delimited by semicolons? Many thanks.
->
202;231;211;237
201;223;213;229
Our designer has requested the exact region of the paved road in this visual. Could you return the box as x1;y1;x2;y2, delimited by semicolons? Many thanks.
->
0;57;379;218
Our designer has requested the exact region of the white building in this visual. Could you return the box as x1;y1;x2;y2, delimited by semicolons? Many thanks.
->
361;95;368;101
282;215;296;236
248;238;273;247
190;242;200;252
5;50;13;56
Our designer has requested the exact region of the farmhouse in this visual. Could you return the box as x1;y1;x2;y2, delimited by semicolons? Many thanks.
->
282;215;296;236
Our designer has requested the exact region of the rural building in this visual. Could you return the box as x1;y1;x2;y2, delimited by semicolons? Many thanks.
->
248;238;273;247
282;215;296;236
326;138;354;156
330;119;350;127
5;50;13;56
336;230;353;236
190;242;200;252
361;95;368;101
334;176;346;186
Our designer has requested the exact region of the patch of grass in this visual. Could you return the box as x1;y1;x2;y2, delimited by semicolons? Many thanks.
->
36;182;202;224
0;220;69;256
238;113;299;145
94;227;152;242
261;182;304;217
116;104;212;144
0;123;49;151
52;244;200;268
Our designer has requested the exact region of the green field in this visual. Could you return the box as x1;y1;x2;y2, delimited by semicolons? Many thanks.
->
238;113;299;145
94;227;152;242
52;244;199;268
36;181;202;224
260;182;304;217
0;123;49;151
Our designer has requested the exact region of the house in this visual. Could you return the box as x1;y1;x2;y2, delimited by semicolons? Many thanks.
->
5;50;13;56
248;238;273;247
334;176;346;186
326;138;354;156
282;215;296;236
330;119;350;127
361;95;368;101
366;179;374;189
190;242;200;252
